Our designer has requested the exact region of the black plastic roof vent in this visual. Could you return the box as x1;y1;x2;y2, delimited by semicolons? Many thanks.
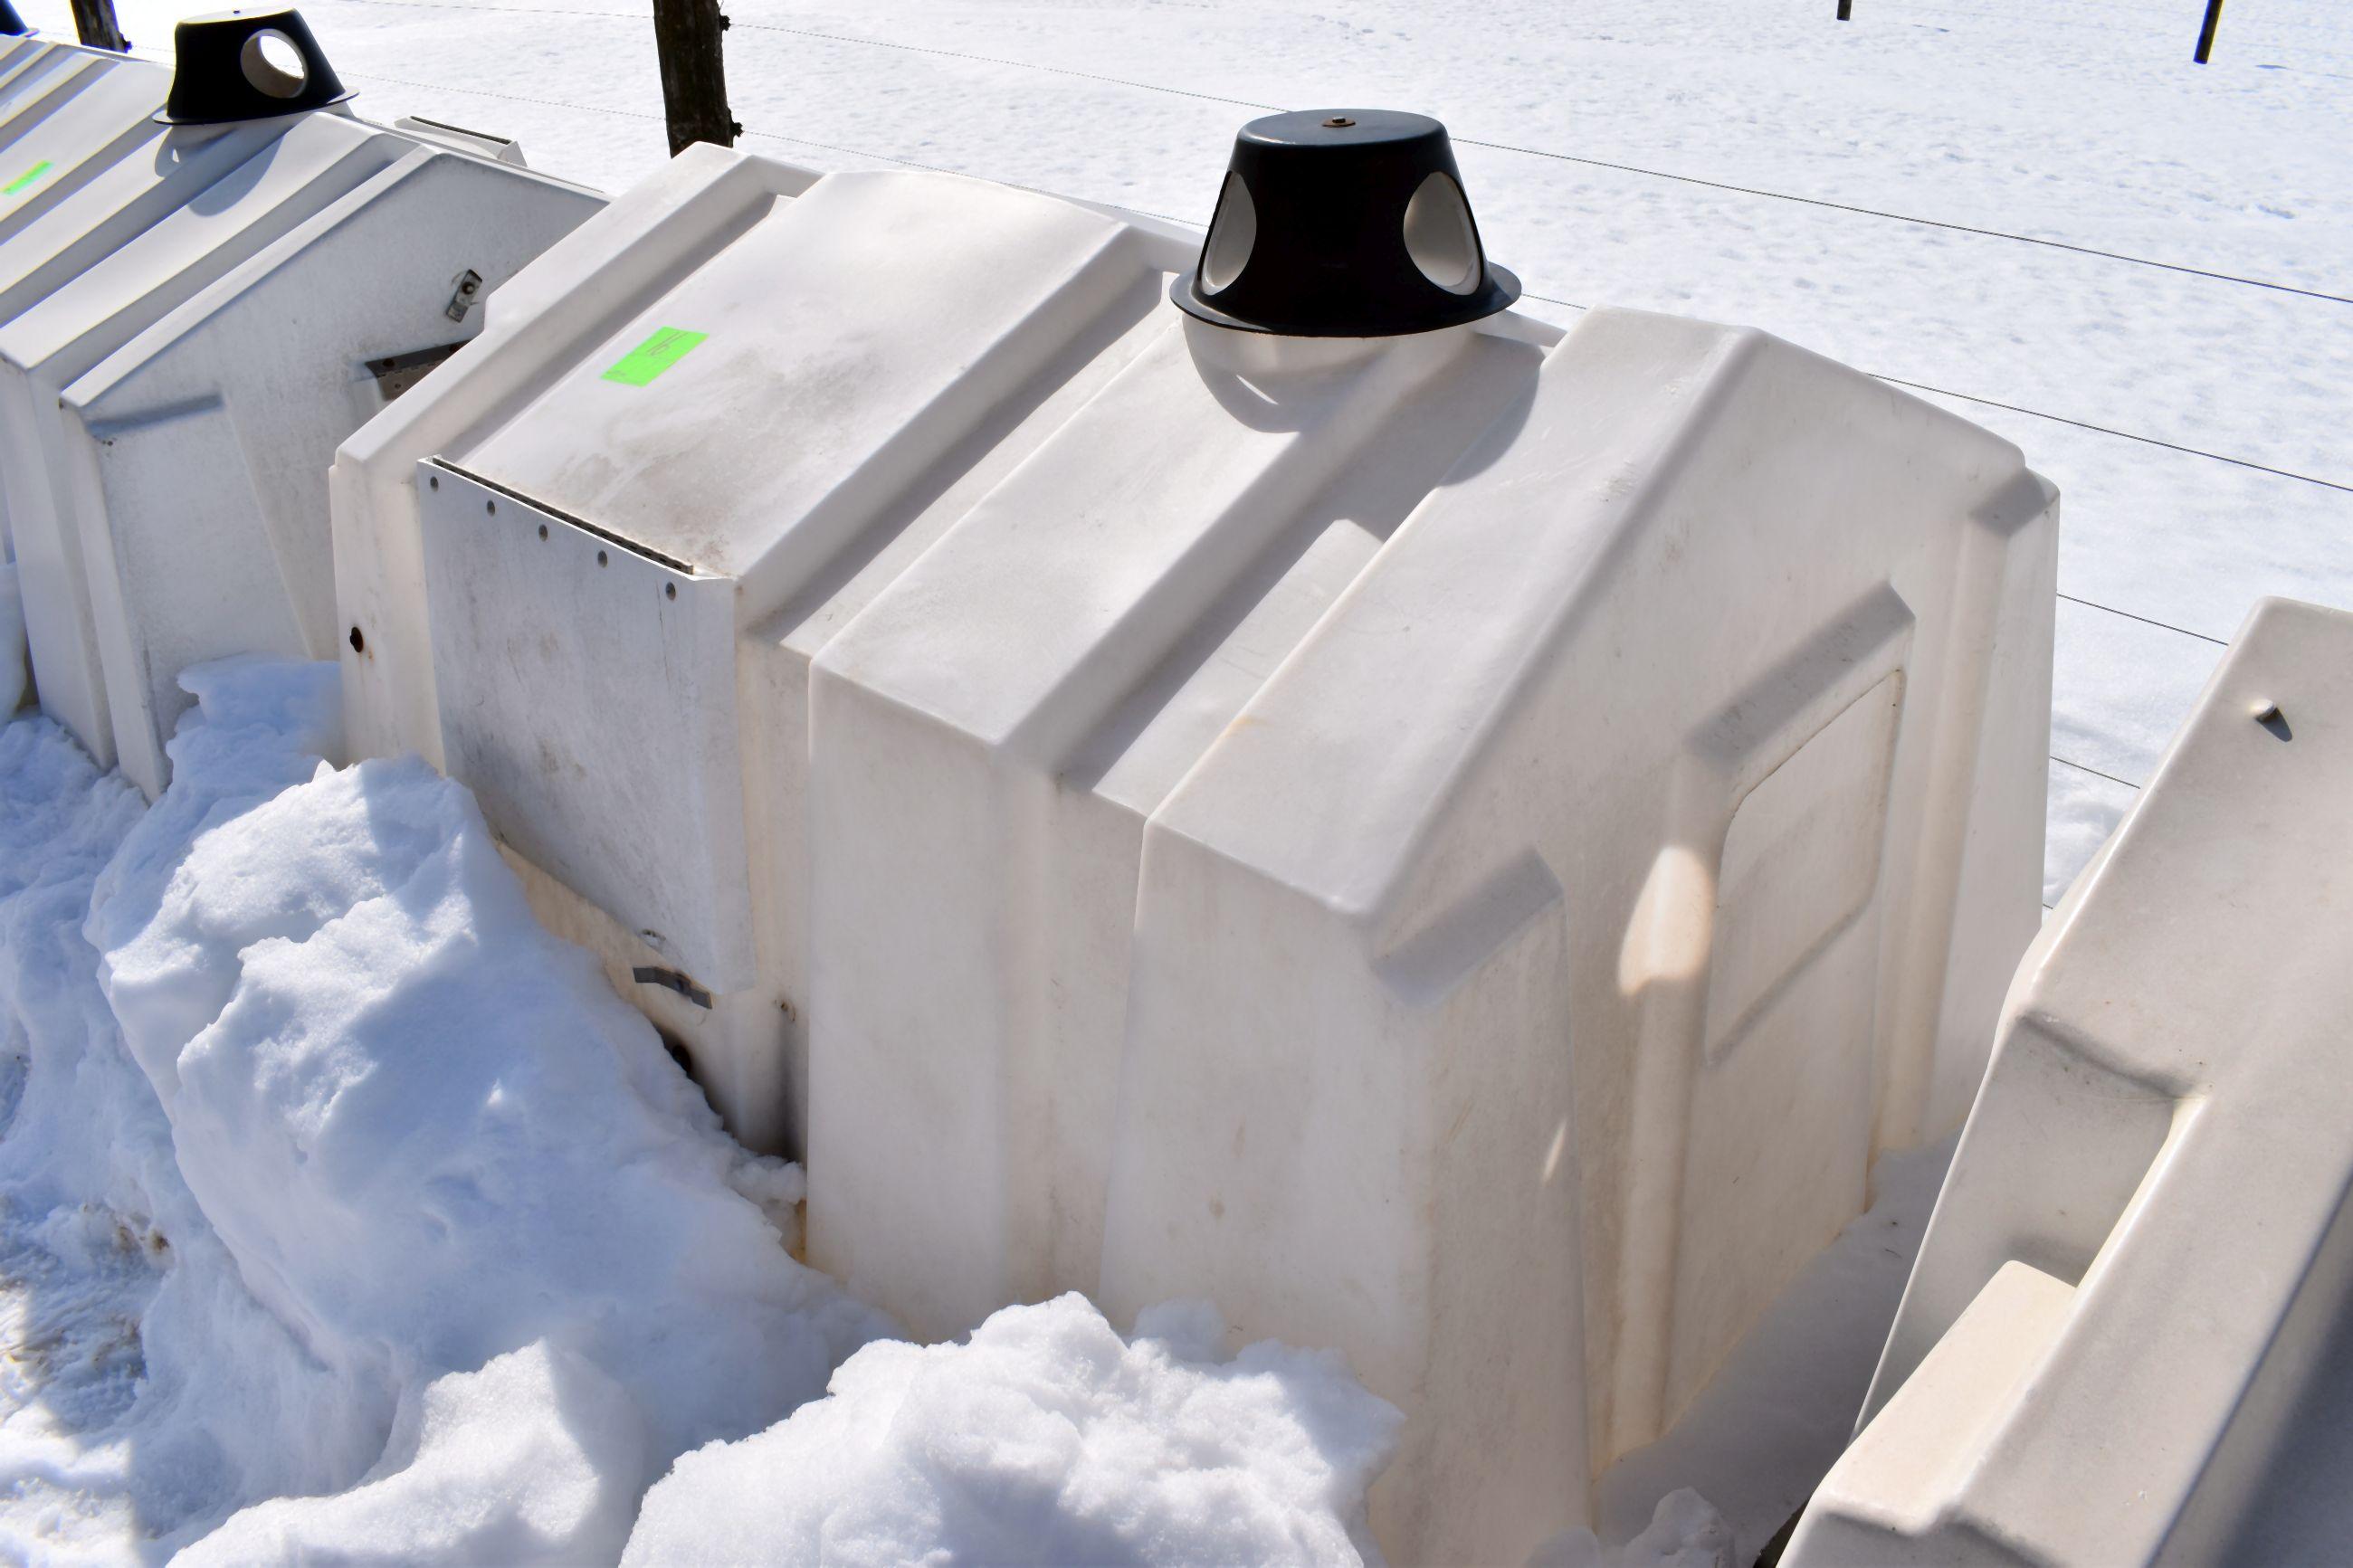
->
0;0;29;37
158;8;355;125
1174;109;1520;337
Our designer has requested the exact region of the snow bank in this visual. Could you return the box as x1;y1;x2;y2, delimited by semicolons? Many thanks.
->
177;1340;648;1566
89;659;889;1464
0;660;1409;1563
0;660;886;1559
624;1291;1401;1567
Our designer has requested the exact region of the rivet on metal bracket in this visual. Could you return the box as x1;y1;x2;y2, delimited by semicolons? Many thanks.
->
445;268;486;323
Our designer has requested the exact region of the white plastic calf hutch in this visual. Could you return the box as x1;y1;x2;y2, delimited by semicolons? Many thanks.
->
1787;597;2353;1568
0;9;598;795
337;113;2057;1564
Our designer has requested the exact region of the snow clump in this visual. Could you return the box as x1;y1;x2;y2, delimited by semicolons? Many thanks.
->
623;1291;1403;1567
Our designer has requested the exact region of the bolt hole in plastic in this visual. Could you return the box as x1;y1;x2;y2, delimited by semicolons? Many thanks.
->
1199;172;1256;294
428;474;439;490
348;625;364;653
665;583;677;600
597;550;609;567
240;29;309;99
538;523;548;540
1402;171;1481;294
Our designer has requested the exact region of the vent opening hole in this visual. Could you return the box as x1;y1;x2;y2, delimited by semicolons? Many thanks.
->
1199;171;1257;295
240;30;309;100
1402;171;1481;296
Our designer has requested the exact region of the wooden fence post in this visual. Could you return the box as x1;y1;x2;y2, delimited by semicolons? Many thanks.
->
2194;0;2224;62
69;0;129;52
653;0;737;156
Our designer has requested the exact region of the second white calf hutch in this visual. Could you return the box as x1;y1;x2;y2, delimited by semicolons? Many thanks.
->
0;10;599;793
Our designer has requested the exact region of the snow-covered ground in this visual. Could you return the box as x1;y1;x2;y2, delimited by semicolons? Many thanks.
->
2;0;2347;1560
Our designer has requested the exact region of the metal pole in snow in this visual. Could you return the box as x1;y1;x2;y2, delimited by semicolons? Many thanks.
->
1837;0;1852;19
652;0;738;156
2195;0;2224;62
69;0;128;51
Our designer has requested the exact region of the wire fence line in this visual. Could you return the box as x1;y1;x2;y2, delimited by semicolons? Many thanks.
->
1870;376;2353;497
1447;141;2352;308
2051;754;2141;792
2054;594;2227;648
340;66;668;121
1513;288;2353;498
728;18;1279;113
319;0;2353;309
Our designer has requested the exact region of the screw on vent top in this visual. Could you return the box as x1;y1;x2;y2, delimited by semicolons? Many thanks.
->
1174;109;1521;337
157;8;356;125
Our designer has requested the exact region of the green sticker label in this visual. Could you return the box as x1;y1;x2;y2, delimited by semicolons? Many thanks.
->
601;326;707;386
3;161;53;197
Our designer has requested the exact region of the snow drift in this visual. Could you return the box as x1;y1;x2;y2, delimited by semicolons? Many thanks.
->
85;660;888;1500
0;660;1405;1564
624;1293;1401;1566
0;658;889;1559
